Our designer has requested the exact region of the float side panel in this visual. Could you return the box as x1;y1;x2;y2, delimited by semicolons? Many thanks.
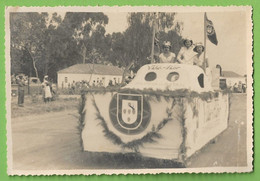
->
139;98;183;160
81;93;183;160
81;93;123;153
185;93;229;158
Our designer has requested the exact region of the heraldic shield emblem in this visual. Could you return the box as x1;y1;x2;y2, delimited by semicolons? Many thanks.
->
109;92;151;135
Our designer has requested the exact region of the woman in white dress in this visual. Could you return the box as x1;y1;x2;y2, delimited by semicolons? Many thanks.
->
42;75;52;102
177;38;196;65
192;43;206;68
192;43;212;83
159;41;176;63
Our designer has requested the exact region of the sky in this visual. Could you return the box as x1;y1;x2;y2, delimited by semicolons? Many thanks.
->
105;12;128;34
104;11;249;75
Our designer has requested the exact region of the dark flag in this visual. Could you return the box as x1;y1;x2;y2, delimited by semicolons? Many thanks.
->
205;13;218;45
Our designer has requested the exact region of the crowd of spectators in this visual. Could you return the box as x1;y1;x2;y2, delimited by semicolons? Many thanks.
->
61;78;125;95
11;74;29;85
230;82;247;93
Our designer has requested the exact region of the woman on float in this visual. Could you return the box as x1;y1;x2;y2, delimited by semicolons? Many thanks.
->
158;41;176;63
192;43;212;83
192;42;207;68
177;38;196;65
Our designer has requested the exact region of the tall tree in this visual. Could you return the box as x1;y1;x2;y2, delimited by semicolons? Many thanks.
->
107;32;125;66
10;12;49;78
46;12;109;80
122;12;182;70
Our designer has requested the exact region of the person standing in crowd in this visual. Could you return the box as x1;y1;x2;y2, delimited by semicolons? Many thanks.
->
159;41;176;63
17;75;26;107
71;81;76;94
238;81;242;93
92;80;96;87
113;77;117;85
177;38;196;65
233;83;238;92
242;83;246;93
11;74;16;84
42;75;52;103
108;80;113;86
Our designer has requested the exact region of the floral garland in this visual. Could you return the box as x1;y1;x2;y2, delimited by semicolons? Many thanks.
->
178;102;187;162
82;87;228;103
91;95;177;152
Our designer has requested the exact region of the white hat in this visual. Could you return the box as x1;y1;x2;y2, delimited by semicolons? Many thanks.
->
193;42;205;52
162;41;171;48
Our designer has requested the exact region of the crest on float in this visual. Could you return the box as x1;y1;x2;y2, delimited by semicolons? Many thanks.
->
109;92;151;135
117;94;143;129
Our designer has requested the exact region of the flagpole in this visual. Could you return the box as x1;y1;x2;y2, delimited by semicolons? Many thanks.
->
151;13;156;64
203;12;207;72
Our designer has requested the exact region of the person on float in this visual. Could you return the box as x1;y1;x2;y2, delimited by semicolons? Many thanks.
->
158;41;176;63
42;75;52;103
177;38;196;65
191;43;206;68
192;43;213;84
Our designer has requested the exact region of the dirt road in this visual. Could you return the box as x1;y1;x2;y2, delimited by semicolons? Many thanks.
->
11;94;248;170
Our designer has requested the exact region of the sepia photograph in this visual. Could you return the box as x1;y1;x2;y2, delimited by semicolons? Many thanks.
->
5;6;253;175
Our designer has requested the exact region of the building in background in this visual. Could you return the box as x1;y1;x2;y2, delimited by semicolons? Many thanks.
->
219;70;246;92
220;71;246;87
57;64;124;88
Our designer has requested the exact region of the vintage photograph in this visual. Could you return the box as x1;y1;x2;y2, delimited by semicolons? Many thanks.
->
5;6;253;175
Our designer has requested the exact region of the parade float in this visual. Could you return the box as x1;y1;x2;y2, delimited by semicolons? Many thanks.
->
79;63;229;165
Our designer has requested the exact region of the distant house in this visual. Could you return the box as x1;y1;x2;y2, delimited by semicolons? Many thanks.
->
220;71;246;88
57;64;124;88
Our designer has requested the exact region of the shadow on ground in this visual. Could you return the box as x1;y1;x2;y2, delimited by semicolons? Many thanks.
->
76;152;185;169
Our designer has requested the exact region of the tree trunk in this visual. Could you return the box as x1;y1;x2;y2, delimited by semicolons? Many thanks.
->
25;47;39;78
32;59;39;78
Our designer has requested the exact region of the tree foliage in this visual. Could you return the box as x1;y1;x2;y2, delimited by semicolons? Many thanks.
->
10;12;183;82
122;12;182;69
10;12;48;78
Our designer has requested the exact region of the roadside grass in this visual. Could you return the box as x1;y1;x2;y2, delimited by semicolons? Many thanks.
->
11;95;79;118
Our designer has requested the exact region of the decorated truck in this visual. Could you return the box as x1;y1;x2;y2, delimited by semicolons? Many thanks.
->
79;63;229;165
